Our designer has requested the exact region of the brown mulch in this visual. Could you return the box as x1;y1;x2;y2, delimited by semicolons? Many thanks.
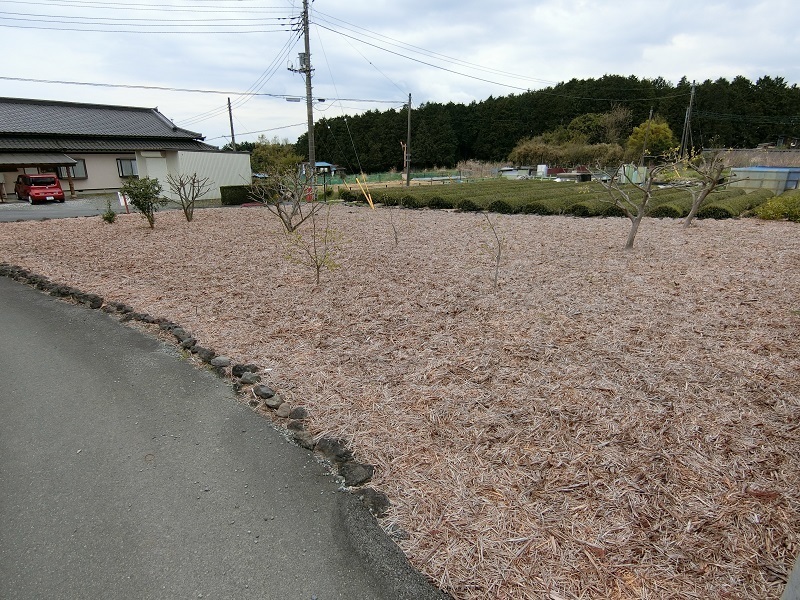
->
1;205;798;599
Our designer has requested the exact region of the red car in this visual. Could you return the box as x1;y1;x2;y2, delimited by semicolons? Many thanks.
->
15;173;66;204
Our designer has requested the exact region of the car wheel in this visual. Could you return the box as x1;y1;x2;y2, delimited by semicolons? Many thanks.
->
28;196;35;205
58;197;65;203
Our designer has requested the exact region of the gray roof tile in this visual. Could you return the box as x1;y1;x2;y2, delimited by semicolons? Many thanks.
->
0;136;216;152
0;97;203;139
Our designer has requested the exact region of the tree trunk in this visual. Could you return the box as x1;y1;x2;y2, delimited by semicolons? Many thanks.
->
625;215;643;249
684;188;712;228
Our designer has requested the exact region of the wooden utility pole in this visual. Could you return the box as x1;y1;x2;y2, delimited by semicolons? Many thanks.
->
405;93;411;187
227;97;236;151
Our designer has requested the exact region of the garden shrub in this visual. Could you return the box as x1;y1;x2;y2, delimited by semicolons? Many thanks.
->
457;198;480;212
697;189;773;219
427;196;454;210
400;195;419;209
649;203;685;218
487;199;514;214
339;188;355;201
221;185;252;205
379;193;400;206
754;189;800;222
518;202;552;215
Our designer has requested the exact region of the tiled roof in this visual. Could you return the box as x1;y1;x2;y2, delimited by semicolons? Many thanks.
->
0;136;217;153
0;97;203;140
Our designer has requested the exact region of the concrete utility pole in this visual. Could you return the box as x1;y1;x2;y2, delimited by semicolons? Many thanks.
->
639;106;654;168
405;93;411;187
301;0;315;191
227;97;236;151
679;81;696;158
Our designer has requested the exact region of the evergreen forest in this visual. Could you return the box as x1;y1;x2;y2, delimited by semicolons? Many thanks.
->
293;75;800;172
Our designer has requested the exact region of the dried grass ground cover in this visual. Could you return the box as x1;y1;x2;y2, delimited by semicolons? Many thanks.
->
1;206;798;599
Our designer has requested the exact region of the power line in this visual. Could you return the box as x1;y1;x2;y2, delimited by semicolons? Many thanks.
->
0;11;294;22
205;122;306;142
0;22;292;33
0;75;404;104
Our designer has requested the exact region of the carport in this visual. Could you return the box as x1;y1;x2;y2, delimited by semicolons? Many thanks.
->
0;153;77;201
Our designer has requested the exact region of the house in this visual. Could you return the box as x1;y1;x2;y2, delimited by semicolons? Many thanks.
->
0;97;251;201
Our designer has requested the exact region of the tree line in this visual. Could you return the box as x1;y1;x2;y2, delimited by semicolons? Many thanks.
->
286;75;799;172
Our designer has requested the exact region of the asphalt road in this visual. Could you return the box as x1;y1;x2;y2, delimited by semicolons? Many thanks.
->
0;276;444;600
0;195;122;222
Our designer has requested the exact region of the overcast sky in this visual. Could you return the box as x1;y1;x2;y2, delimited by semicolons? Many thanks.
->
3;0;798;150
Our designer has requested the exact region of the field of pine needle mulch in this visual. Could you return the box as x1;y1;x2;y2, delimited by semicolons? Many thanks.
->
1;204;798;599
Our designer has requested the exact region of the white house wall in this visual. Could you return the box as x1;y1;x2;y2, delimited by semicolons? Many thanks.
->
135;151;170;189
174;151;251;199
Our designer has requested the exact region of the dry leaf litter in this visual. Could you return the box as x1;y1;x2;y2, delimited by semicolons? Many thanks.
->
1;205;798;599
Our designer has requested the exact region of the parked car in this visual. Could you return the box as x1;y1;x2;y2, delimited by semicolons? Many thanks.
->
14;173;66;204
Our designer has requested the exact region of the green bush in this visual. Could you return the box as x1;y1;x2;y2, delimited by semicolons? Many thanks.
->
457;198;480;212
379;193;399;206
220;185;252;206
698;189;773;219
487;199;514;214
517;202;552;215
649;203;685;218
120;176;165;228
400;195;420;209
427;196;454;210
754;189;800;222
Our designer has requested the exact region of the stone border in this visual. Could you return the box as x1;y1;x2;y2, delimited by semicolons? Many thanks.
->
0;262;452;600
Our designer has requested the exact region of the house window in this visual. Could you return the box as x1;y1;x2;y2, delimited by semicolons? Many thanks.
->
56;159;88;180
116;158;138;178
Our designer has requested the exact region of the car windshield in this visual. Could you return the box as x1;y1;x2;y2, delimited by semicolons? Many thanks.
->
31;177;57;186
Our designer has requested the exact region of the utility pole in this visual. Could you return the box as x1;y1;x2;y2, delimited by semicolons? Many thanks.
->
679;81;696;158
405;93;411;187
301;0;315;193
639;106;654;168
227;97;236;151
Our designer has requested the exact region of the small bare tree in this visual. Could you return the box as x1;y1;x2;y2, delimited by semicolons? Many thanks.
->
285;204;340;285
166;172;212;222
595;161;674;249
481;213;506;291
682;150;730;228
248;166;322;233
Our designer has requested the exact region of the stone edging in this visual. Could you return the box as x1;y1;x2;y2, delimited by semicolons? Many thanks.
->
0;262;389;514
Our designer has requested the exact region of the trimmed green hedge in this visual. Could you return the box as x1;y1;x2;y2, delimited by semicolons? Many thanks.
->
698;189;773;219
220;185;252;206
344;179;777;220
754;189;800;222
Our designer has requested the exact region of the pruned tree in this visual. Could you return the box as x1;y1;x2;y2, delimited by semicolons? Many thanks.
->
681;151;731;228
595;160;675;249
166;172;212;222
248;166;322;233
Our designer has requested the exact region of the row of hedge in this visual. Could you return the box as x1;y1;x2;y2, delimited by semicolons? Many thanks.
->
753;188;800;222
341;180;778;219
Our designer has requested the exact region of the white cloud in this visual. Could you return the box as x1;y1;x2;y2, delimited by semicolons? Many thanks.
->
3;0;797;147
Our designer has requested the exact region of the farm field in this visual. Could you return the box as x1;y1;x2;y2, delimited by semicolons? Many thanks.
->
347;177;780;220
1;206;798;599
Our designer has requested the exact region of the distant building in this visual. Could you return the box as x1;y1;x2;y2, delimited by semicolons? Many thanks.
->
730;166;800;195
0;97;251;200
